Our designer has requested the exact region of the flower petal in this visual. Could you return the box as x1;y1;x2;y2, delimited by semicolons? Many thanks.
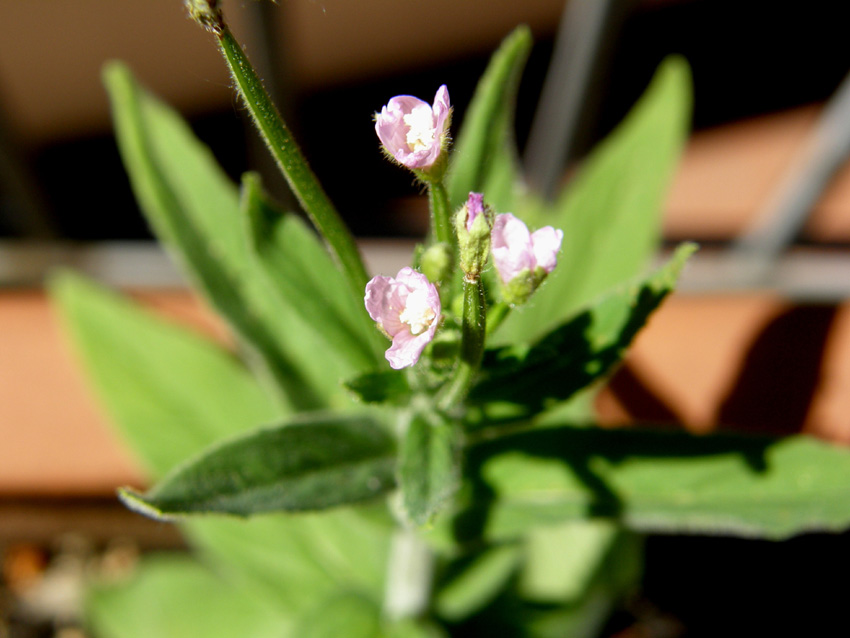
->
530;226;564;274
492;213;534;284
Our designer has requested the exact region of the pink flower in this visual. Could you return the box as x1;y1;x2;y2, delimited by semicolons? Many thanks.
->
375;86;451;171
364;267;441;369
492;214;563;304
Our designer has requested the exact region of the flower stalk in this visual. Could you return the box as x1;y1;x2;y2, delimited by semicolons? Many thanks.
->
439;277;486;411
427;180;455;262
215;25;370;297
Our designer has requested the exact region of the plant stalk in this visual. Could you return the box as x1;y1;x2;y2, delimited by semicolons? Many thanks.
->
428;180;454;254
216;26;370;297
439;278;486;410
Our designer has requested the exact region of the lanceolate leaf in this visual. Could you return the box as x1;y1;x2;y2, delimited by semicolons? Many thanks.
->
120;414;396;518
471;243;696;410
497;56;692;344
399;412;462;526
185;508;391;615
462;426;850;541
50;272;283;477
51;270;392;625
447;26;532;213
85;555;289;638
103;62;340;410
243;173;384;372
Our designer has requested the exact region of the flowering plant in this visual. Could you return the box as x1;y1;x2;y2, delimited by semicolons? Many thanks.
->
51;2;850;637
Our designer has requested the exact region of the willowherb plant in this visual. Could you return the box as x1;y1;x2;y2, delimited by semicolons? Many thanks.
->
50;2;850;637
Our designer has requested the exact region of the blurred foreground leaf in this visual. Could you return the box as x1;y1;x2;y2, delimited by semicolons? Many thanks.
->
104;62;345;409
51;272;282;477
86;555;287;638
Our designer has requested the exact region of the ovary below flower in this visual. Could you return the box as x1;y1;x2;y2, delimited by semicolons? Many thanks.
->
364;267;441;369
492;213;563;305
374;86;451;172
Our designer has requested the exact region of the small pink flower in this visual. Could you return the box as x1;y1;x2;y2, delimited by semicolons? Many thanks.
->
492;213;563;285
375;86;451;170
364;267;441;369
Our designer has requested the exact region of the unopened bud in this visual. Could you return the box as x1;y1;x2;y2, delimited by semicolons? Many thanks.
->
185;0;224;35
455;192;492;281
420;242;452;286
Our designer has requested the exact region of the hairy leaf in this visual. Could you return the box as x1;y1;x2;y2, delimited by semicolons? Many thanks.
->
120;414;396;518
472;243;696;411
460;426;850;540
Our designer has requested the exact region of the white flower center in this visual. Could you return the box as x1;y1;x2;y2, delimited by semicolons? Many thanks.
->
403;105;436;152
399;288;436;335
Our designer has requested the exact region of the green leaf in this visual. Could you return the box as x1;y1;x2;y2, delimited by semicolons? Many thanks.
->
520;527;643;638
497;56;692;344
519;520;619;603
243;173;383;372
50;271;283;478
435;544;521;621
447;26;532;212
85;555;288;638
295;592;381;638
120;413;396;518
399;412;461;526
463;426;850;541
344;370;411;404
472;243;696;411
185;507;391;615
103;61;340;410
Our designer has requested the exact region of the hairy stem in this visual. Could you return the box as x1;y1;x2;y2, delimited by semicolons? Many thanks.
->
217;26;370;297
439;278;486;410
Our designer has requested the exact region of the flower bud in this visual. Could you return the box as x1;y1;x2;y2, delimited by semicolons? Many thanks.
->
491;213;563;305
374;86;451;178
454;192;493;282
185;0;223;34
420;242;452;286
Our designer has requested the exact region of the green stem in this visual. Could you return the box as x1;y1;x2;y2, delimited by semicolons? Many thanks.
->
439;278;486;410
217;27;370;296
428;180;454;250
486;301;511;336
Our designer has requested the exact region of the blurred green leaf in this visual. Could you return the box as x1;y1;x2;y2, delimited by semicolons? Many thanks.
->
50;271;282;477
498;56;692;344
295;592;381;638
185;507;391;614
521;527;643;638
86;555;288;638
243;173;384;372
51;270;392;631
463;426;850;540
344;369;411;404
121;413;395;518
447;26;532;213
435;544;521;621
519;521;619;603
399;412;461;526
103;62;342;410
472;243;696;411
